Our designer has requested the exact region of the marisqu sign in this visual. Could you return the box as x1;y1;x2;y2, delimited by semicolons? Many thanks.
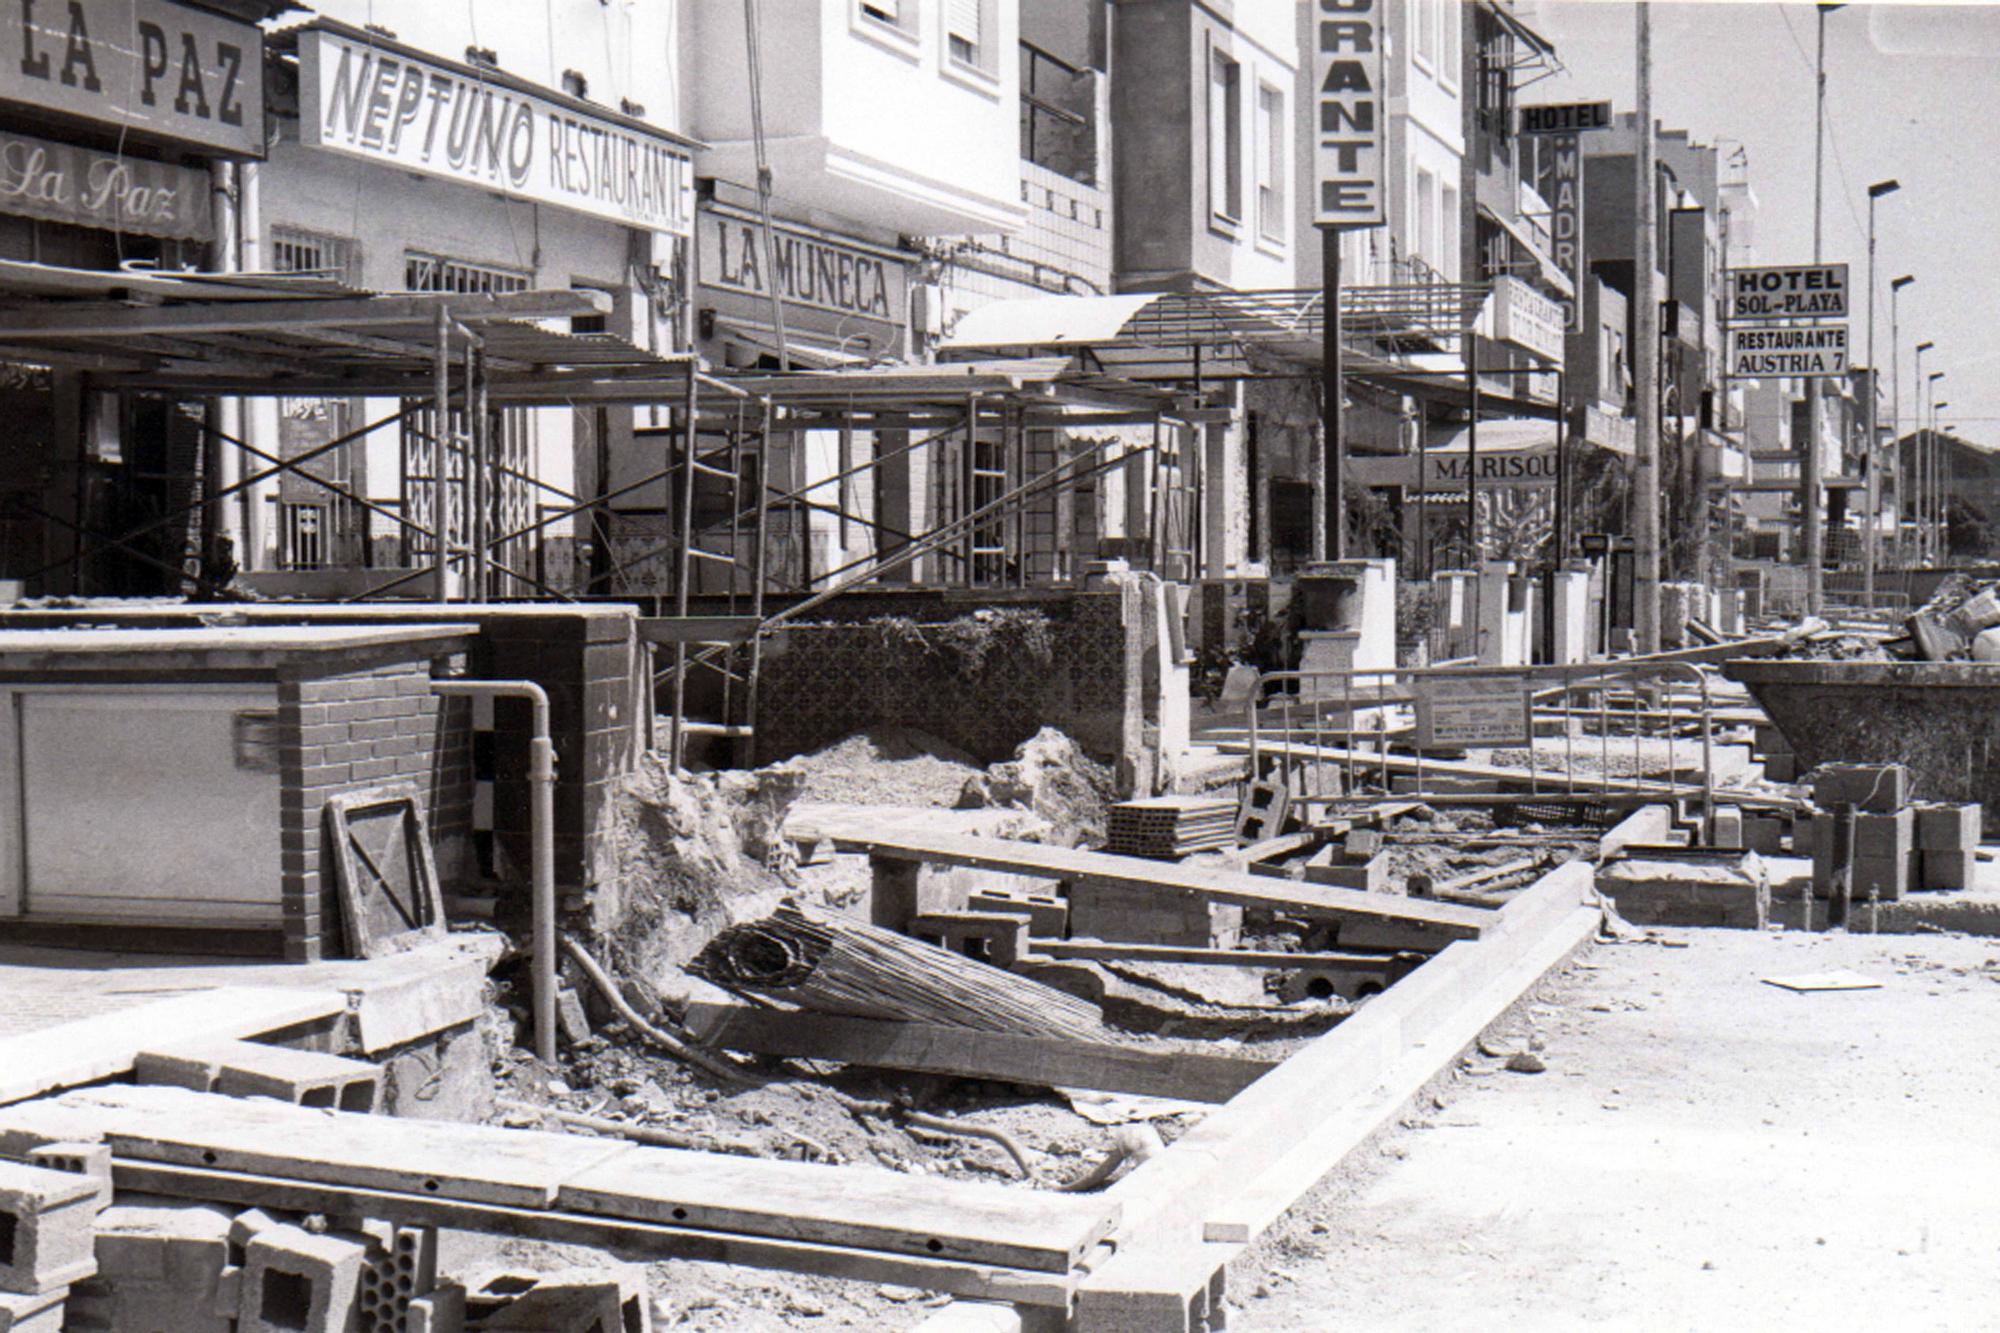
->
1;0;263;156
297;25;694;237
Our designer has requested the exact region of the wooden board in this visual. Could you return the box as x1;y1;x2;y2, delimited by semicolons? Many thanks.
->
1;1083;1114;1275
823;829;1491;942
115;1161;1075;1309
1032;942;1413;971
0;985;346;1106
685;1002;1275;1106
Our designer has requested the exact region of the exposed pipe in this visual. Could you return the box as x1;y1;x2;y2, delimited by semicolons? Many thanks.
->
431;679;557;1064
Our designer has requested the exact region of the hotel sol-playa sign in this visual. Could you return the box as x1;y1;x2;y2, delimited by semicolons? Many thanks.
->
297;25;694;237
2;0;264;156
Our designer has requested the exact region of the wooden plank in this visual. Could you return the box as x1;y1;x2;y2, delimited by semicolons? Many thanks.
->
113;1161;1076;1309
558;1140;1113;1275
1032;942;1413;971
685;1002;1274;1106
0;985;346;1106
1219;738;1705;801
822;830;1491;942
4;1083;1110;1275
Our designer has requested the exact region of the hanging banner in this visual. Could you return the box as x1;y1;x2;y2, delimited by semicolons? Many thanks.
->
1311;0;1386;226
0;0;264;156
296;24;694;237
0;129;212;240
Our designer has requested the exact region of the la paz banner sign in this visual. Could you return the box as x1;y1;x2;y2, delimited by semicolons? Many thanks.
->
1728;324;1849;378
1311;0;1386;227
298;27;693;237
1729;264;1849;321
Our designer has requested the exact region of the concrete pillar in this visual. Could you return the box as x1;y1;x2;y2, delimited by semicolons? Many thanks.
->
1477;560;1516;666
874;429;915;584
1551;565;1592;664
1437;569;1476;659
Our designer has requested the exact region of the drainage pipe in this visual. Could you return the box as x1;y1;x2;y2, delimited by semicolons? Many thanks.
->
432;679;557;1063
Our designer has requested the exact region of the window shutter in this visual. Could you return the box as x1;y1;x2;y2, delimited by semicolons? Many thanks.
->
947;0;981;43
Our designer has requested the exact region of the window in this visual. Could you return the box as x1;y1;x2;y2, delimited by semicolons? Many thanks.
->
1207;48;1242;224
947;0;980;66
1414;0;1437;67
856;0;918;48
1415;168;1437;271
1256;83;1285;242
270;227;359;285
404;253;530;294
1441;183;1460;281
1441;0;1462;86
1021;41;1097;185
279;503;326;571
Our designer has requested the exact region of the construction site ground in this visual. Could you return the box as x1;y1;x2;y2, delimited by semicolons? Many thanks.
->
1234;924;2000;1331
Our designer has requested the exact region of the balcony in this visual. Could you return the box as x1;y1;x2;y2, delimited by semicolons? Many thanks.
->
687;2;1029;237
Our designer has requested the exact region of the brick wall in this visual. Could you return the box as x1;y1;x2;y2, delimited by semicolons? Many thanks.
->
752;587;1145;778
277;658;471;962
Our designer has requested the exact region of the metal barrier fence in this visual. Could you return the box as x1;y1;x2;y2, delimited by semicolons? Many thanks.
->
1244;659;1717;831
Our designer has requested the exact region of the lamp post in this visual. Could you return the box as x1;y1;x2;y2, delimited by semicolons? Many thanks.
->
1890;275;1913;565
1928;369;1947;564
1801;1;1846;611
1862;179;1899;608
1914;340;1934;561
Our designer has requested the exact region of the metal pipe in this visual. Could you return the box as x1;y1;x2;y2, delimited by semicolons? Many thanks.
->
432;679;557;1065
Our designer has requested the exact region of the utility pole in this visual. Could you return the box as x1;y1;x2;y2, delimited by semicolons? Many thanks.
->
1862;180;1898;609
1914;340;1933;561
1324;229;1347;559
1890;275;1913;564
1930;371;1947;561
1802;3;1842;613
1633;2;1661;653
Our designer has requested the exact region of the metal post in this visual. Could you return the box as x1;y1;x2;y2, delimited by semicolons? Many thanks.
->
670;365;701;770
431;305;452;601
1323;225;1347;559
1864;195;1878;608
1466;327;1480;565
1634;0;1663;652
1889;278;1908;568
1802;2;1833;612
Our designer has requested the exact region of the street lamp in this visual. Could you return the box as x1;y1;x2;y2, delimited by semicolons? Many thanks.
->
1891;275;1913;563
1863;179;1899;606
1929;369;1948;563
1936;399;1954;559
1915;341;1935;560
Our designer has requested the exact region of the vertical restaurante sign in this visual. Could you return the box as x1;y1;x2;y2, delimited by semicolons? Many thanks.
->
1312;0;1385;226
1;0;263;156
296;26;694;237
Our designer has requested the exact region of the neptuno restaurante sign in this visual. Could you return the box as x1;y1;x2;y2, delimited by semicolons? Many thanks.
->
296;24;694;237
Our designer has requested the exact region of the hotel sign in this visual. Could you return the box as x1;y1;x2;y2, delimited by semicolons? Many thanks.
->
1;0;264;156
297;26;693;236
1728;324;1849;378
1729;264;1849;321
699;207;906;324
1311;0;1386;227
0;128;211;239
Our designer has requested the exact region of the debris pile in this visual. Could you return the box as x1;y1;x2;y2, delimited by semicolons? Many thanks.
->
956;726;1116;846
1904;575;2000;661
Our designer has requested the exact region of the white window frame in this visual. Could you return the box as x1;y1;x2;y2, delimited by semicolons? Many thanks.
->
1441;183;1461;282
853;0;920;61
1207;44;1243;228
940;0;1000;91
1440;0;1462;90
1415;168;1438;274
1255;80;1286;245
1412;0;1437;72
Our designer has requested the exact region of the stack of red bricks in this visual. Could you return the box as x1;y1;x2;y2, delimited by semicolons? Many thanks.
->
1806;763;1983;900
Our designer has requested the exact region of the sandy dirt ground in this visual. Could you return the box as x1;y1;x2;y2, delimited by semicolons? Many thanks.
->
1233;926;2000;1331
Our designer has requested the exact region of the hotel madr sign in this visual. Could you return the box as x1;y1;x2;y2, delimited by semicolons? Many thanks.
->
1;0;264;156
1312;0;1386;227
297;25;693;237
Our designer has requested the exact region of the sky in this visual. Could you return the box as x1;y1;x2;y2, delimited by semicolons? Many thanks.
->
1522;0;2000;446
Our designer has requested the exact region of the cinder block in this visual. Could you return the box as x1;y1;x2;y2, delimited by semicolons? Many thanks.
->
1743;816;1786;856
22;1144;110;1211
1850;854;1909;903
68;1201;234;1332
467;1264;650;1331
1302;850;1389;894
1811;763;1909;812
356;1223;438;1333
407;1280;467;1333
0;1161;99;1296
1853;809;1913;861
1710;806;1744;850
136;1039;382;1113
1921;849;1979;891
0;1288;63;1332
239;1225;364;1333
967;890;1067;937
1915;802;1982;852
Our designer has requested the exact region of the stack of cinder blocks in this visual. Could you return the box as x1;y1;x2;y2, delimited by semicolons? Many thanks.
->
0;1154;102;1332
1068;879;1242;948
1804;765;1981;900
1755;723;1797;783
133;1039;383;1113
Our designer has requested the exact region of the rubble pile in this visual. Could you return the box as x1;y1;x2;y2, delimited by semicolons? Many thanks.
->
1905;575;2000;661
